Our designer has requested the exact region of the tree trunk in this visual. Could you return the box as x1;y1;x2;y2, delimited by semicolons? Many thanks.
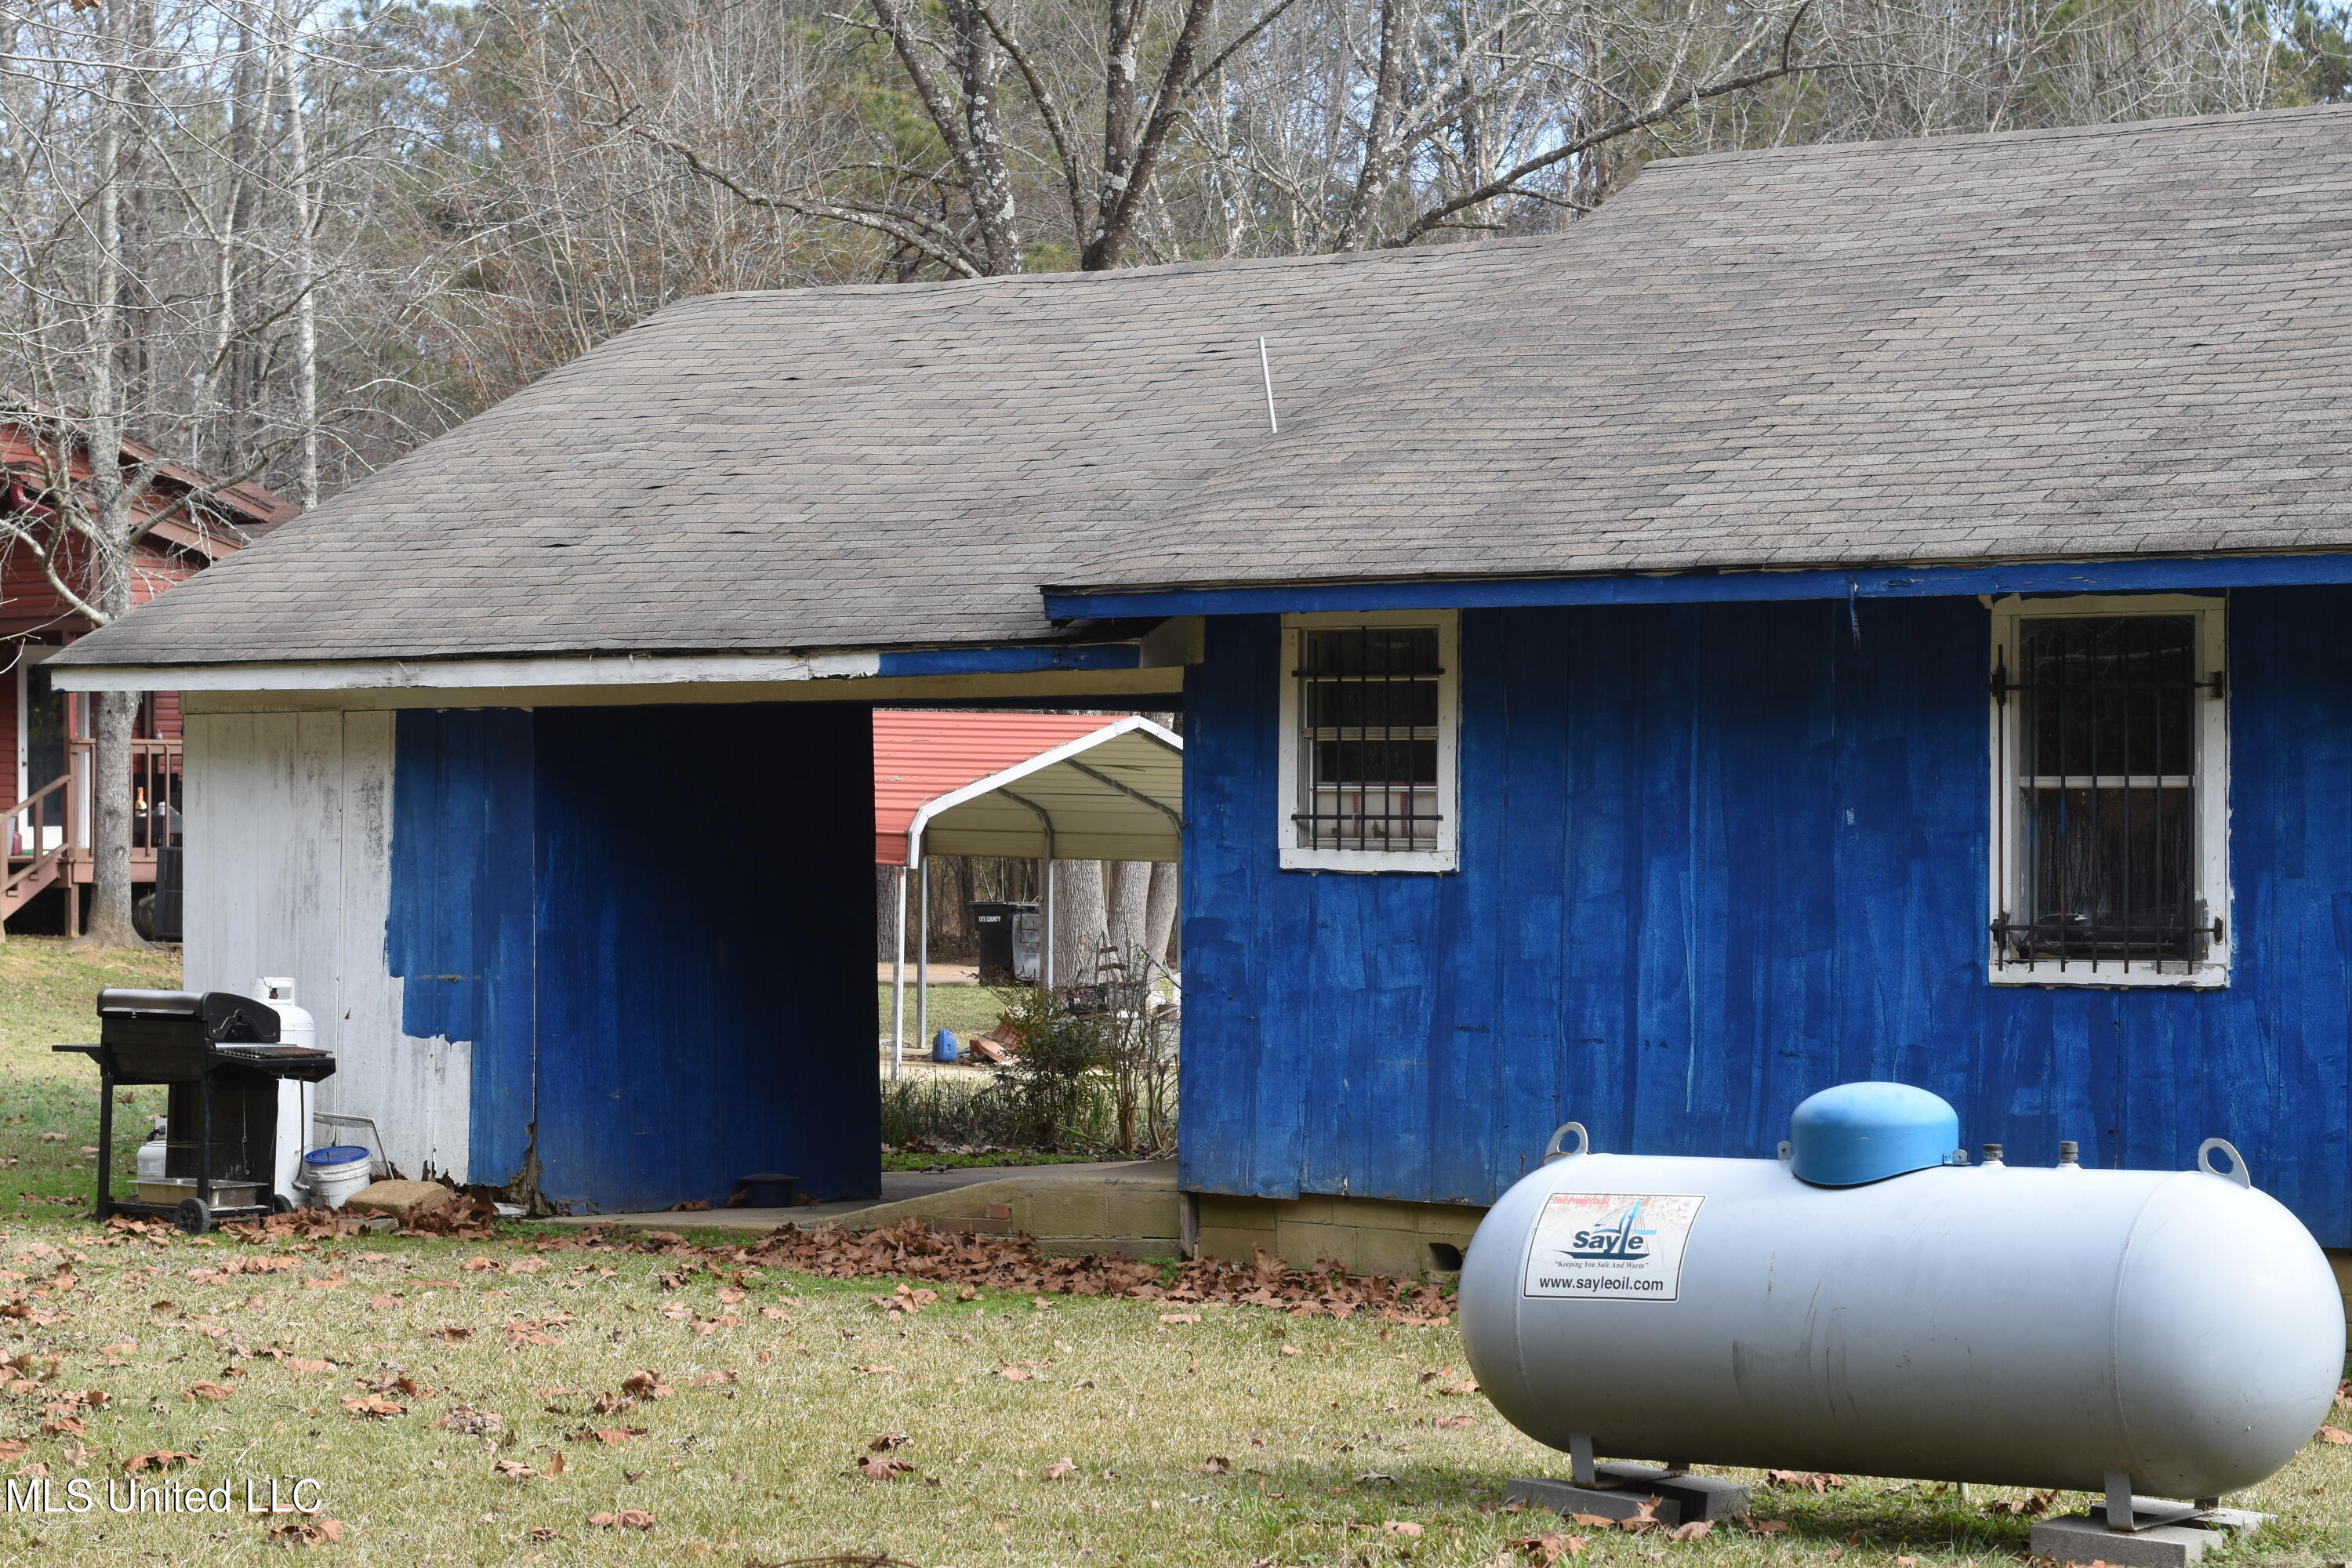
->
85;693;141;946
77;0;147;949
1144;859;1181;967
279;19;321;509
1049;857;1108;984
1104;859;1152;960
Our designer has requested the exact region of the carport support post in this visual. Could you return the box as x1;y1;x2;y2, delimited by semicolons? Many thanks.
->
889;865;907;1083
1040;853;1055;989
916;854;930;1062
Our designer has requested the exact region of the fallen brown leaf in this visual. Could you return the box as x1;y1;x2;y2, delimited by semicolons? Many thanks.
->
1668;1522;1713;1542
1383;1522;1425;1537
587;1509;655;1530
433;1406;503;1435
183;1381;234;1402
265;1517;344;1547
339;1396;403;1419
1039;1457;1078;1480
1201;1456;1232;1474
2319;1426;2352;1446
858;1456;917;1481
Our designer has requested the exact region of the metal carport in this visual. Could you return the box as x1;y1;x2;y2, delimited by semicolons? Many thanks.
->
874;711;1183;1076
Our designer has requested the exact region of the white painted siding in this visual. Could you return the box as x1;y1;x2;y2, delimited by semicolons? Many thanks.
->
183;710;471;1181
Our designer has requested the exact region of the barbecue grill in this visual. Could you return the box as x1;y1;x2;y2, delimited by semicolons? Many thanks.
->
53;989;337;1235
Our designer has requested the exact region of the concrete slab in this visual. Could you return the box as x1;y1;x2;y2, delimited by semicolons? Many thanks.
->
2031;1515;2223;1568
1506;1479;1680;1527
1508;1466;1749;1527
540;1160;1174;1236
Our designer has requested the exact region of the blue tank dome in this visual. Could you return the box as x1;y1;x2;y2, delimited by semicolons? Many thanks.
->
1789;1082;1959;1187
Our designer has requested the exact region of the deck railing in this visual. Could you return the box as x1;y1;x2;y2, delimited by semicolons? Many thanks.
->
1;735;182;931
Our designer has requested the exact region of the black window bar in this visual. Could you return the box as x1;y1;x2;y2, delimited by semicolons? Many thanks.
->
1294;626;1443;851
1991;614;2222;970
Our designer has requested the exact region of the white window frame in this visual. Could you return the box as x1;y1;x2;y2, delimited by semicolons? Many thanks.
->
1277;610;1460;873
1986;593;2230;989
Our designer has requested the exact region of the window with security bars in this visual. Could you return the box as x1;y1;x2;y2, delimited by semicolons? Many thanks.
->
1989;601;2227;983
1279;613;1458;871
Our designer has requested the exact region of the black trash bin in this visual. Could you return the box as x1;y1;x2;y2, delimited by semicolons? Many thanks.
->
151;846;183;942
968;901;1040;985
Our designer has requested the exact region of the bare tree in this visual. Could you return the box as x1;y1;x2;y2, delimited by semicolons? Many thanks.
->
0;0;429;940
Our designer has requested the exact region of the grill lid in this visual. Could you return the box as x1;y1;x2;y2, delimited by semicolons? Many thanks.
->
95;989;200;1018
96;989;279;1044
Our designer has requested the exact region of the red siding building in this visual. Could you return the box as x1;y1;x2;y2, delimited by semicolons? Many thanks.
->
0;419;294;931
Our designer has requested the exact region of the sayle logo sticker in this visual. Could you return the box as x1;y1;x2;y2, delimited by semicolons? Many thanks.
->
1522;1191;1704;1302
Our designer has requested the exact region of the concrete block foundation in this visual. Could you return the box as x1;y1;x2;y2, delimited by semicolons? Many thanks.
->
1192;1192;1485;1277
1508;1467;1751;1526
2031;1517;2223;1568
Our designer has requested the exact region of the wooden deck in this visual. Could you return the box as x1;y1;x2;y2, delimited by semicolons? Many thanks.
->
2;736;179;931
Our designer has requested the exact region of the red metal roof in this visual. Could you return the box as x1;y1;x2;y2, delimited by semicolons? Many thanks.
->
874;710;1131;865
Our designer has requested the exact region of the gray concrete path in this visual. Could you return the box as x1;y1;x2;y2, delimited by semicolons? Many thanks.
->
540;1158;1173;1232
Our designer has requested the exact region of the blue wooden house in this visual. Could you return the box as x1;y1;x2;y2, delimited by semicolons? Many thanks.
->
45;107;2352;1266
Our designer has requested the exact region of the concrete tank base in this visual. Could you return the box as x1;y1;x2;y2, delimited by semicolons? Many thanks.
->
1505;1467;1751;1526
2031;1509;2266;1568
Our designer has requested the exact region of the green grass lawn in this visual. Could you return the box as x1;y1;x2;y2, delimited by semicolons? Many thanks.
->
880;1150;1099;1172
0;939;183;1221
877;982;1010;1045
0;943;2349;1565
0;1220;2343;1566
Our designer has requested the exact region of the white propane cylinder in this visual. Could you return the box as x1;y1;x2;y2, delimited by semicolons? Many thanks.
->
136;1120;167;1185
253;978;318;1207
1459;1088;2345;1501
252;977;314;1049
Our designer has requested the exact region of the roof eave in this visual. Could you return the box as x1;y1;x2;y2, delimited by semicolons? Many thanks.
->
1042;549;2352;619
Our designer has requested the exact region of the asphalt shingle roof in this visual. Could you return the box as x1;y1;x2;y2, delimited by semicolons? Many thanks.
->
56;105;2352;670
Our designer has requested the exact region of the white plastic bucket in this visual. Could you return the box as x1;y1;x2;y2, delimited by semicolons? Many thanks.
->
300;1146;372;1209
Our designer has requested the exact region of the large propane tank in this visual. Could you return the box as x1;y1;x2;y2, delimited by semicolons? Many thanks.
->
1458;1083;2344;1500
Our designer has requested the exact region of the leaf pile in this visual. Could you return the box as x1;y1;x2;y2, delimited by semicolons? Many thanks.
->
710;1218;1454;1321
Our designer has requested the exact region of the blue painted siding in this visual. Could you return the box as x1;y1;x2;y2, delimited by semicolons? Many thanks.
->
388;705;879;1211
1180;590;2352;1245
384;710;538;1181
